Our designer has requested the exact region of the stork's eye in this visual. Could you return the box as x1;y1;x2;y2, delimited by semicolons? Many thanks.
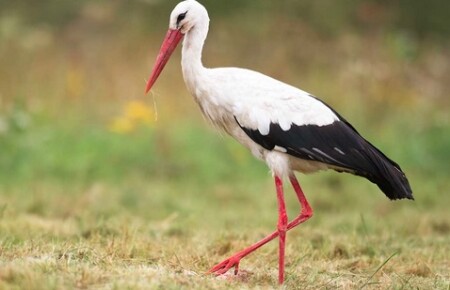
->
177;12;188;25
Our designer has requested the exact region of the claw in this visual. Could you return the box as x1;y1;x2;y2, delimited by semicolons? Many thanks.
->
208;255;242;276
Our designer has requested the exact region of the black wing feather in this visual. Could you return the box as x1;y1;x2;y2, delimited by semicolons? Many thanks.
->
236;117;413;201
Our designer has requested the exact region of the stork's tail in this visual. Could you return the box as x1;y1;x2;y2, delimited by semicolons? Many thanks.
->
362;145;413;200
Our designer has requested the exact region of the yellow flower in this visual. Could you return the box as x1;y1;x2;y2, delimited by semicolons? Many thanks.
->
125;101;154;125
109;116;135;134
109;100;155;134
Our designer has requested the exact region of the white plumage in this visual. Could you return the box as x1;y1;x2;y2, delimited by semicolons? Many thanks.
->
190;67;338;176
172;0;339;176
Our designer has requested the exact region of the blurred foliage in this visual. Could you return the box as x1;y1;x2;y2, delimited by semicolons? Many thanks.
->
1;0;449;39
0;0;449;185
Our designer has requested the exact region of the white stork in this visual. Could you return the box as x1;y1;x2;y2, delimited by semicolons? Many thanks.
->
145;0;413;284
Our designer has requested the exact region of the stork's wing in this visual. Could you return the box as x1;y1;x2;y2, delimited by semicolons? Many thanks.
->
233;96;413;200
231;90;355;169
235;115;373;173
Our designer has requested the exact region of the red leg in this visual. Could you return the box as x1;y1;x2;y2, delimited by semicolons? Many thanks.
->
289;174;313;226
208;174;313;282
275;176;288;284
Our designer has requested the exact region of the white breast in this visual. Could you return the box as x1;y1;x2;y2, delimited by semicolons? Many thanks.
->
183;67;340;177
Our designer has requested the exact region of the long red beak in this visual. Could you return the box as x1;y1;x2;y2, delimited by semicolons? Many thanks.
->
145;29;184;94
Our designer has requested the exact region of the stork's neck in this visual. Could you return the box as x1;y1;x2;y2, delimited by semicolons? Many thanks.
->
181;20;209;94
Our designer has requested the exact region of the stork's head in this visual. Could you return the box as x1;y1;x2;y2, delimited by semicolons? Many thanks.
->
145;0;209;93
169;0;209;34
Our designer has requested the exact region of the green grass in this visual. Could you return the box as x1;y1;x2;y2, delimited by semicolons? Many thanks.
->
0;106;449;289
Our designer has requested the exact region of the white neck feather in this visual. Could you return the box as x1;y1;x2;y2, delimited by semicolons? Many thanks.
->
181;18;209;96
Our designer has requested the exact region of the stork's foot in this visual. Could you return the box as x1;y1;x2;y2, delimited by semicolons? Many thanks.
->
208;254;243;276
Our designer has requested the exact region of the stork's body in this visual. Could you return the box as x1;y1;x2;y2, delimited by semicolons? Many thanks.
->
146;0;413;284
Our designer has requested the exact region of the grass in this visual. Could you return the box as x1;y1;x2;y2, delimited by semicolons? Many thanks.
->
0;108;449;289
1;4;449;287
1;180;449;289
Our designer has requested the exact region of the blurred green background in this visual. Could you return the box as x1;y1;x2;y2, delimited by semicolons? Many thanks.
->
0;0;449;288
1;0;449;186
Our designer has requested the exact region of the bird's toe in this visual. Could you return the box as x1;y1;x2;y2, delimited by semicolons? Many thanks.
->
208;256;241;276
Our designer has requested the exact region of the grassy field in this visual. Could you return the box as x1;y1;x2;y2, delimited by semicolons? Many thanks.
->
1;1;450;288
0;103;449;289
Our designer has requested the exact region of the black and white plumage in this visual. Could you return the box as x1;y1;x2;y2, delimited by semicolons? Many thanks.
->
145;0;413;285
236;99;412;201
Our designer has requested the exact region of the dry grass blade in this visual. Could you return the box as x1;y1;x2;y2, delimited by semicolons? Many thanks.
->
359;252;398;290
